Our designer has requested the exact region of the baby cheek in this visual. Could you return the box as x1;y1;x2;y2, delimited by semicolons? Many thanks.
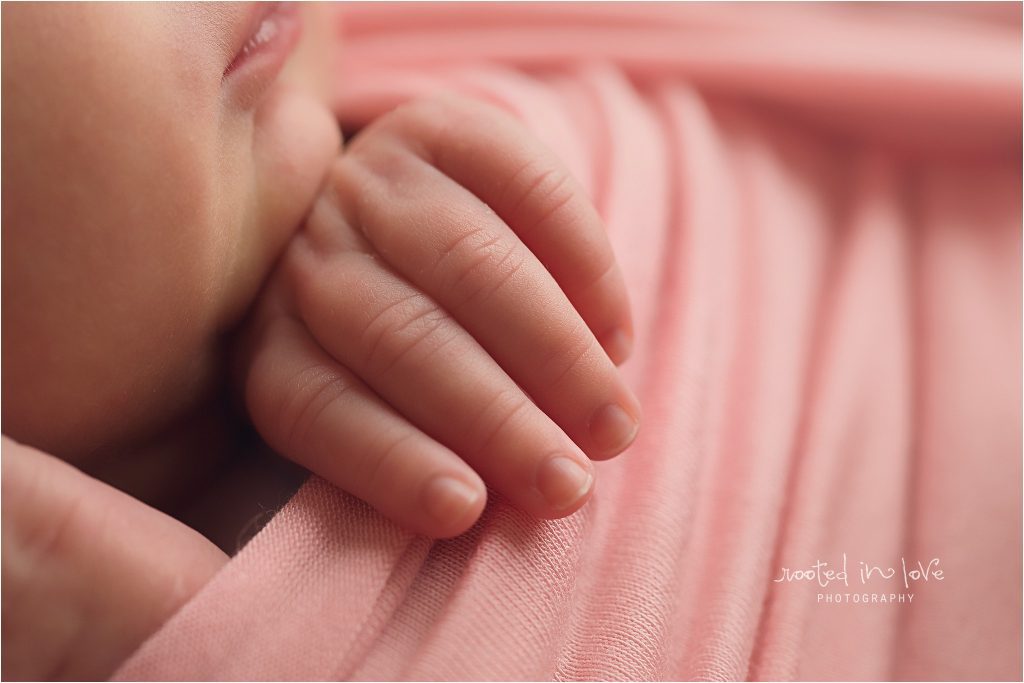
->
1;3;255;458
17;151;237;460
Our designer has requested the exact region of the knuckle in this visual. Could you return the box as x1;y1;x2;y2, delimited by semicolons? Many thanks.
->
508;165;577;234
389;96;452;130
440;229;529;309
537;320;597;389
360;295;456;376
389;94;474;136
368;98;454;163
345;141;422;210
278;366;355;456
285;249;366;326
312;155;371;241
359;431;417;494
378;94;502;166
465;388;532;455
341;144;434;259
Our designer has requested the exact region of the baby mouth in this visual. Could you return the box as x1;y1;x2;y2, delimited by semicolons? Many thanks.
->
223;2;302;81
239;14;280;59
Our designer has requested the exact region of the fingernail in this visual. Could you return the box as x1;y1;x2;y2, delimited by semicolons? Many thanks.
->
589;403;640;455
601;328;633;365
536;455;593;510
423;476;481;524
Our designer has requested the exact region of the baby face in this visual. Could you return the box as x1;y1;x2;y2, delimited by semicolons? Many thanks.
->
2;3;340;458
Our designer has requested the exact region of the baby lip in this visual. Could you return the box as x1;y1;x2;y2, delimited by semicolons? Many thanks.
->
237;14;279;61
225;3;273;75
223;2;300;80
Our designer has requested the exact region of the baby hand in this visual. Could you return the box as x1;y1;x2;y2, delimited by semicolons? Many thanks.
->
236;94;640;537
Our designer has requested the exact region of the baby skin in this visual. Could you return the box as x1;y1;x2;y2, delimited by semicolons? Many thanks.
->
1;3;639;678
239;94;641;538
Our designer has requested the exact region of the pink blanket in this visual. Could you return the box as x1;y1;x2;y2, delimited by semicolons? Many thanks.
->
115;4;1022;680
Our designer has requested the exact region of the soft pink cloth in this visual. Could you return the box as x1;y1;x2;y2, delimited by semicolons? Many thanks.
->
115;4;1022;680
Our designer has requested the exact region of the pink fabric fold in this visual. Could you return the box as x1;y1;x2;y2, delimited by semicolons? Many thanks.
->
115;4;1022;680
